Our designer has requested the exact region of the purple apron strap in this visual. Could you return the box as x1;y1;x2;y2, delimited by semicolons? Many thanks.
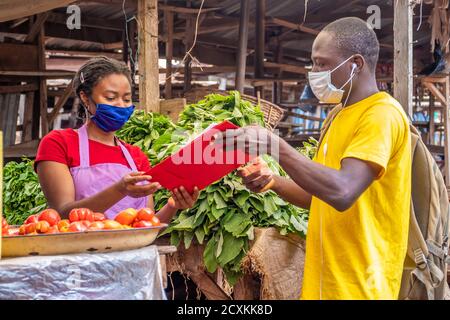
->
76;125;138;171
77;125;90;168
116;138;138;172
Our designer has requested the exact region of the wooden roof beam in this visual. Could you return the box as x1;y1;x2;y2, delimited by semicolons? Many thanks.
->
24;12;50;43
159;4;221;14
46;12;123;31
267;17;319;36
264;61;307;74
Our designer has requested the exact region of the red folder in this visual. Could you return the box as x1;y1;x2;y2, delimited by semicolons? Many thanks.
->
147;120;254;193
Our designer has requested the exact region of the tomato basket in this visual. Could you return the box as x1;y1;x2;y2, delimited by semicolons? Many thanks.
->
1;224;167;257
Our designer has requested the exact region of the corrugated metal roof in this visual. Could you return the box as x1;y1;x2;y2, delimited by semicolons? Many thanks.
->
0;0;435;66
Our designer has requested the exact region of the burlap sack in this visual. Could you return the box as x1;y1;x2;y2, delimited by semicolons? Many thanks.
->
241;227;306;300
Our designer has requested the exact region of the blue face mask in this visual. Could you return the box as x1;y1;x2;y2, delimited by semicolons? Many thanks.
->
91;104;135;132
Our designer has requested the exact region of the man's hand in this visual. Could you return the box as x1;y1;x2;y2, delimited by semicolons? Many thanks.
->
213;125;279;158
237;157;276;193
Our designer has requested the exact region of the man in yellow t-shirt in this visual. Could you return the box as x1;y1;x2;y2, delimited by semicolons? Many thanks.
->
215;17;411;299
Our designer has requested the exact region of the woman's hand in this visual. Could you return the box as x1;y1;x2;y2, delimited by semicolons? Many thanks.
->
168;186;200;210
116;172;161;198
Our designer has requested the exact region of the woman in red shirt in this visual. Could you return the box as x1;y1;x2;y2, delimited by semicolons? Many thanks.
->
36;56;199;222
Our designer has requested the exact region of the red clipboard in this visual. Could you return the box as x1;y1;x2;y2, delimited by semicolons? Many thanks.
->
147;120;254;193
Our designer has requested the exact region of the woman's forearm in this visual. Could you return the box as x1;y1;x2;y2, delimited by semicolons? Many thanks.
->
156;203;178;224
57;183;125;218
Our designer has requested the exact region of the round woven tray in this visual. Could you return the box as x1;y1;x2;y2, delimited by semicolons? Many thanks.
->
183;88;285;131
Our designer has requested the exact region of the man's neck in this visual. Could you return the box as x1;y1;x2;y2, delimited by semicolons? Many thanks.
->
343;76;379;107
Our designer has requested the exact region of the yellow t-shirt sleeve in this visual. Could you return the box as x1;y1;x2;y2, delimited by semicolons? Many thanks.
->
341;105;405;179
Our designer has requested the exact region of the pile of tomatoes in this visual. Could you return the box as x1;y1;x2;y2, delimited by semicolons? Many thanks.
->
2;216;12;236
1;207;161;236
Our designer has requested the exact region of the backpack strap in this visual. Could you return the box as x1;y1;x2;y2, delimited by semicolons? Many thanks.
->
407;125;447;300
317;103;343;149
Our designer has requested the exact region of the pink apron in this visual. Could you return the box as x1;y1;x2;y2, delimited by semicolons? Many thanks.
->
69;125;148;219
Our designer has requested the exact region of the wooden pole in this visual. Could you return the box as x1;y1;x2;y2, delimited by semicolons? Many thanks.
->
235;0;250;93
164;10;174;99
393;0;414;117
445;77;450;187
138;0;160;112
129;19;137;94
122;23;129;64
273;39;283;104
254;0;265;97
36;16;48;137
183;1;193;92
429;93;435;145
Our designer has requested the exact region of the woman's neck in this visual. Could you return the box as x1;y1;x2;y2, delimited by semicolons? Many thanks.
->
85;121;116;146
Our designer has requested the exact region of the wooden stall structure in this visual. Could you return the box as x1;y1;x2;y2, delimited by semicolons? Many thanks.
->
2;0;433;157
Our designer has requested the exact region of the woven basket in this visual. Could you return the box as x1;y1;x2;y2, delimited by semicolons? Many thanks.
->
183;88;285;131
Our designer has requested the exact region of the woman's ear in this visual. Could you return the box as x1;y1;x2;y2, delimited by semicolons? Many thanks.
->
79;91;95;114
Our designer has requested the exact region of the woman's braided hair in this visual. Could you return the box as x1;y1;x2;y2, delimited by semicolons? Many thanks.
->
72;56;132;122
73;55;132;103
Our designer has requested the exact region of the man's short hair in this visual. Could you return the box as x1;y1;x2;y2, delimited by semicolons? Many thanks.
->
321;17;380;72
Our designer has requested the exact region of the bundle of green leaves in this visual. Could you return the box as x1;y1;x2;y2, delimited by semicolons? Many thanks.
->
3;158;47;225
120;91;317;285
116;111;177;165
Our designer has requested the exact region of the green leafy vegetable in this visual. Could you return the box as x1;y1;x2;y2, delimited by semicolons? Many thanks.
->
120;91;317;285
2;158;47;225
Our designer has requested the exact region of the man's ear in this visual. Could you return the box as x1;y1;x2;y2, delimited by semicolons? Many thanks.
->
352;54;365;73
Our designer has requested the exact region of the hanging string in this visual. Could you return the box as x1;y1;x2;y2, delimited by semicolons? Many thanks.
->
122;0;139;81
302;0;309;25
121;0;206;84
417;0;424;31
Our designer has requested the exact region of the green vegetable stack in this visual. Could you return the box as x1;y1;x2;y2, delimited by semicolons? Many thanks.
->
118;91;317;285
3;158;47;225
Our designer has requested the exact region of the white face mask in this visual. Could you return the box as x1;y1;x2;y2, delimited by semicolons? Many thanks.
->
308;56;357;105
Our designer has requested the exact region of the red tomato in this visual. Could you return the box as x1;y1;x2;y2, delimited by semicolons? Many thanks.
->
69;208;94;223
103;220;124;230
38;209;61;226
80;220;92;228
19;224;27;235
68;221;88;232
114;208;138;226
25;223;38;234
57;219;71;232
2;216;8;235
24;214;39;224
133;220;153;228
36;220;50;233
88;221;105;230
94;212;106;221
150;215;161;226
45;226;60;234
136;208;155;222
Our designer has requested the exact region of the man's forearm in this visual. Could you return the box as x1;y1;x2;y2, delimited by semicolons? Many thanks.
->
271;176;312;209
276;139;352;211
